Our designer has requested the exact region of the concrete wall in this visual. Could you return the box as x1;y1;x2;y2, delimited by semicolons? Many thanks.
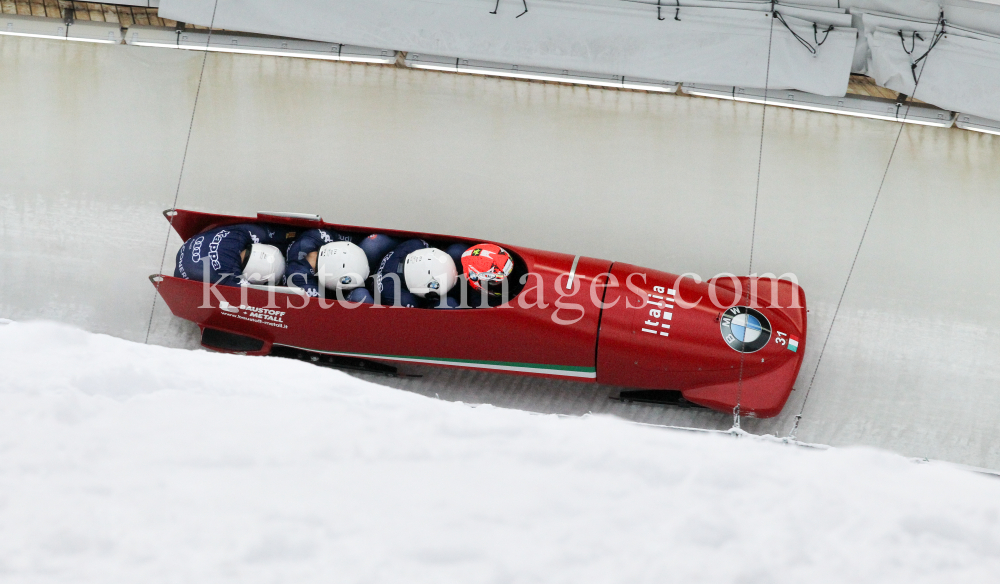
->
2;35;999;468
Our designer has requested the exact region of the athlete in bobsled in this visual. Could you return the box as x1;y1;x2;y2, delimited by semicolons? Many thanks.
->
375;239;461;308
174;223;290;286
460;243;515;306
284;228;367;302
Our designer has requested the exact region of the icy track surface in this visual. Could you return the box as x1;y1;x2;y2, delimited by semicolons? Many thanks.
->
2;321;1000;583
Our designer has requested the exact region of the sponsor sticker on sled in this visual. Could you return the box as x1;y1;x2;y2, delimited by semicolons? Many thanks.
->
788;336;799;352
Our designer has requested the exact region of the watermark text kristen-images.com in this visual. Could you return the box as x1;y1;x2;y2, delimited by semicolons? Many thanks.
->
197;266;802;325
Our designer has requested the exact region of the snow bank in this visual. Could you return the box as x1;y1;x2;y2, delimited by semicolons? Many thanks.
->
1;321;999;583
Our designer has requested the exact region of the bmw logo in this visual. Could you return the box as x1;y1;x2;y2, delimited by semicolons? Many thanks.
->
720;306;771;353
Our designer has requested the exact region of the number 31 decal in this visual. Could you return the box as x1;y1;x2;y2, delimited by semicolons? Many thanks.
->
775;331;787;345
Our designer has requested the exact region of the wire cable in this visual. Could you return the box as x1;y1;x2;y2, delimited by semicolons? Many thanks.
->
788;13;946;440
774;10;816;55
144;0;221;344
732;6;777;431
814;23;834;46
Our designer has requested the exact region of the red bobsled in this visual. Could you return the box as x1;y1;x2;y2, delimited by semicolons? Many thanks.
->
153;209;807;418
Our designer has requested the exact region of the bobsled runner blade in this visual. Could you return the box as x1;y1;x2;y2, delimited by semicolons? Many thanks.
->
268;345;413;377
612;389;706;409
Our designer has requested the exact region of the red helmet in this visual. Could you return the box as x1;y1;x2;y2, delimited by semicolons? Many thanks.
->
461;243;514;292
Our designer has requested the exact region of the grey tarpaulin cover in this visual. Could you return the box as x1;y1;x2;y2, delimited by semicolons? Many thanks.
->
159;0;1000;119
863;10;1000;120
158;0;857;96
844;0;943;74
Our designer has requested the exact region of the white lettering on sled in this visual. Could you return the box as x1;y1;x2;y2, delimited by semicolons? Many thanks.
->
640;285;676;339
217;303;289;329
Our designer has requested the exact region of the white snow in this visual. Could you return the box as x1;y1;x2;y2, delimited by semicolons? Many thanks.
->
1;321;1000;583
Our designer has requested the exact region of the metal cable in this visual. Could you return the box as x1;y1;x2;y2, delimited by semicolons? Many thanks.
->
774;10;816;54
490;0;528;18
814;23;834;46
788;13;946;440
144;0;222;344
732;6;777;431
899;30;922;55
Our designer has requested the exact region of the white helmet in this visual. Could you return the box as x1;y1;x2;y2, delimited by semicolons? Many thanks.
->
242;244;285;285
404;248;458;297
317;241;370;290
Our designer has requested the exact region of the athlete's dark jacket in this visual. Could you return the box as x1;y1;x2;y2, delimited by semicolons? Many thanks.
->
374;238;429;308
174;223;292;287
284;228;355;297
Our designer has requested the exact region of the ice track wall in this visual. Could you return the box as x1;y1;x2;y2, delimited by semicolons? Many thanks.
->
1;36;999;468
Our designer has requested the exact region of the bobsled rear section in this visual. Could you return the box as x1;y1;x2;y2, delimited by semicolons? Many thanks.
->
595;264;807;418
